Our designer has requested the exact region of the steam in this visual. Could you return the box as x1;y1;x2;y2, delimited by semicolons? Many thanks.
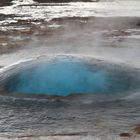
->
1;16;140;68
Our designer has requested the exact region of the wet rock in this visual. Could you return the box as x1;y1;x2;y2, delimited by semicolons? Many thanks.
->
18;134;34;138
0;0;13;7
119;133;132;137
0;14;18;21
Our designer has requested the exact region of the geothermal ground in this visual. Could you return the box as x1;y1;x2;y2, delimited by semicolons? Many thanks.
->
0;0;140;140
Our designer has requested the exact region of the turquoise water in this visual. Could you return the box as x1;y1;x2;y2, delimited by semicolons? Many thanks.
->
4;58;137;96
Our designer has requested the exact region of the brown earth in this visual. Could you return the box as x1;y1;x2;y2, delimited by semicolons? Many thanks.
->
134;125;140;134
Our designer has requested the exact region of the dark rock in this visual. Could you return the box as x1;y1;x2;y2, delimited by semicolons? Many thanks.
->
0;0;13;7
0;14;18;21
120;133;132;137
136;21;140;27
34;0;99;3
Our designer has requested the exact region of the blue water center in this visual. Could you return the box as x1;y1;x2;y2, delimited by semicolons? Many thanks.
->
3;57;139;96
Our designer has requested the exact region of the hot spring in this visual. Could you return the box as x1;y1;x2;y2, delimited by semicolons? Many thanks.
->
0;56;140;96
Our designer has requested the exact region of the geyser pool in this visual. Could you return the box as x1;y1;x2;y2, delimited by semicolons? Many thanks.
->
1;57;140;96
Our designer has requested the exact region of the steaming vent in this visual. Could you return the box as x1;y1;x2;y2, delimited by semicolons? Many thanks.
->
0;56;140;97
